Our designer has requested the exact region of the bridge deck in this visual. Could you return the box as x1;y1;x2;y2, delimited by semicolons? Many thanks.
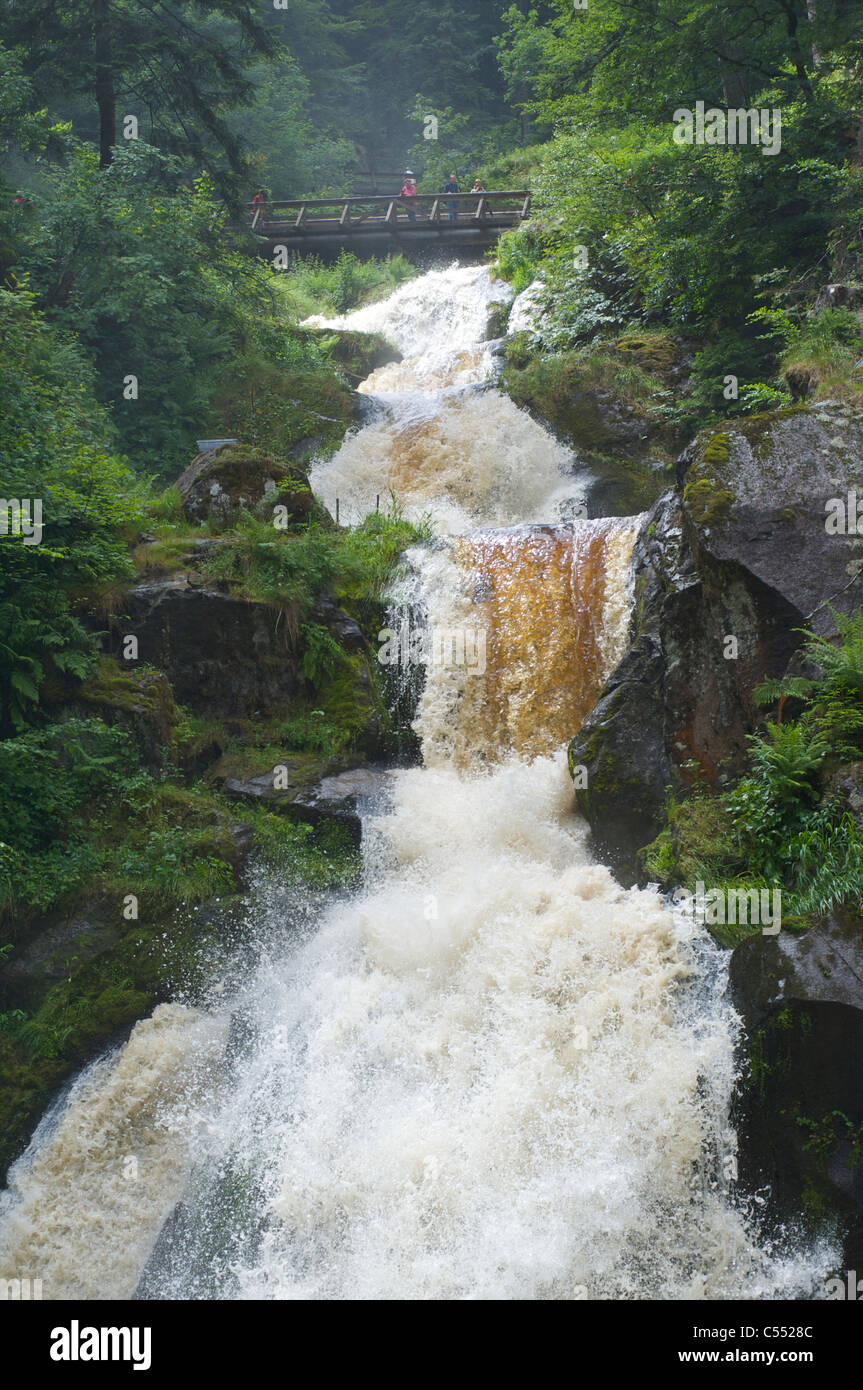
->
247;191;530;253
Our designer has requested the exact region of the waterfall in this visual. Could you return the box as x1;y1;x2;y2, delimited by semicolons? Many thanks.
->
0;264;834;1301
307;263;588;533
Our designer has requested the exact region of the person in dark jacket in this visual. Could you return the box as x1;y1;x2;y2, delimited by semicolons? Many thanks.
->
442;173;460;222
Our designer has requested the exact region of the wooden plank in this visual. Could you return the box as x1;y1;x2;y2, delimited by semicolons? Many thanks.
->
384;200;396;224
476;197;487;220
295;204;306;227
428;198;440;222
339;202;351;227
521;195;531;218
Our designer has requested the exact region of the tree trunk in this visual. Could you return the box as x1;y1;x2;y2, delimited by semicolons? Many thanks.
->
94;0;116;166
718;46;752;109
780;0;815;103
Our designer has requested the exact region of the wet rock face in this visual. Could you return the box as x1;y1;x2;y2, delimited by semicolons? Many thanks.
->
120;581;303;715
569;404;863;882
679;404;863;635
729;912;863;1268
176;444;314;527
224;765;389;847
569;635;670;884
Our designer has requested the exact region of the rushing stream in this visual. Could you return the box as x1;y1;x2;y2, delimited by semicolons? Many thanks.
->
0;264;834;1300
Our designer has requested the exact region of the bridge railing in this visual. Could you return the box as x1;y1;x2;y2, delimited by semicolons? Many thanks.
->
251;191;530;232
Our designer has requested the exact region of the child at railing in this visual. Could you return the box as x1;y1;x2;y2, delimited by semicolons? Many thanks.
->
401;171;417;222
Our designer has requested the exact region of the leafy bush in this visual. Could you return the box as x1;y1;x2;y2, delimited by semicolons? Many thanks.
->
0;287;141;731
285;252;416;318
299;622;348;684
116;829;234;904
0;718;140;918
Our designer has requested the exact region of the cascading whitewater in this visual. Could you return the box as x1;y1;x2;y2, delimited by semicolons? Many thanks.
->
0;264;835;1301
307;262;589;533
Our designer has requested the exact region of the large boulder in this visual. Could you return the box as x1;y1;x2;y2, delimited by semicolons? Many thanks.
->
570;402;863;881
120;580;304;715
224;764;388;846
176;444;315;527
729;911;863;1268
678;402;863;635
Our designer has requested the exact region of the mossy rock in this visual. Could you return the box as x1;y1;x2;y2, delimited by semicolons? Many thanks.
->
682;476;735;527
613;331;679;373
697;431;731;469
502;346;685;474
75;657;178;769
176;443;314;527
485;300;511;340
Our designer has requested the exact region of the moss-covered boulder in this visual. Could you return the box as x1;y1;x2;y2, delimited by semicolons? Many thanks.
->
680;402;863;629
176;444;315;527
501;336;689;513
74;658;178;770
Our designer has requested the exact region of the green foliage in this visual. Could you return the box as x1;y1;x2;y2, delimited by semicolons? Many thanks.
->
490;1;863;433
0;718;140;917
284;252;416;319
18;144;293;474
202;502;431;637
2;0;277;188
116;829;234;905
750;305;863;395
298;622;348;683
0;286;141;729
272;710;350;757
737;383;792;413
202;514;340;624
650;610;863;929
757;612;863;759
228;803;359;891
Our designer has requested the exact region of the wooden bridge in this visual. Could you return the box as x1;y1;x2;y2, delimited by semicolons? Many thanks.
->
249;191;530;255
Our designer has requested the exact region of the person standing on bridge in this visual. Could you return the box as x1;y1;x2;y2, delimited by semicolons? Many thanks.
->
401;170;417;222
442;173;460;222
